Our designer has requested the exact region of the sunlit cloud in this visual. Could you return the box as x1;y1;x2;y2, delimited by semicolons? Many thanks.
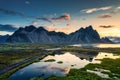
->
52;13;71;20
32;21;38;26
81;6;112;13
0;31;13;35
36;13;70;22
33;13;71;26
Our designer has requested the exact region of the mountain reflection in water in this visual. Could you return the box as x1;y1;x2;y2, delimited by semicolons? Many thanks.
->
9;52;120;80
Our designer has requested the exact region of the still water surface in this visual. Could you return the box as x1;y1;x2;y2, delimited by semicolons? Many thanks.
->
9;52;120;80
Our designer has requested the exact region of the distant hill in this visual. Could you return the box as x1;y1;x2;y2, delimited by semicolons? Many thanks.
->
6;25;112;44
0;35;9;43
107;37;120;43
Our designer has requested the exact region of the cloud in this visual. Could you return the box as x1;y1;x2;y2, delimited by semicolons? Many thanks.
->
98;14;112;18
0;7;71;25
99;25;114;28
34;17;55;26
25;1;30;4
0;8;36;20
66;20;76;26
36;17;53;23
97;10;117;19
32;21;38;26
0;8;25;17
117;6;120;9
52;14;71;20
0;24;18;32
82;8;97;13
36;13;70;22
97;6;120;19
81;6;112;13
108;11;116;15
33;13;71;26
0;31;13;35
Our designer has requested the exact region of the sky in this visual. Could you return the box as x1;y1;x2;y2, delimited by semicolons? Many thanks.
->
0;0;120;37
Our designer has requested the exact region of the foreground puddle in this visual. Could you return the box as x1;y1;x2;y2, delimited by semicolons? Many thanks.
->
8;52;120;80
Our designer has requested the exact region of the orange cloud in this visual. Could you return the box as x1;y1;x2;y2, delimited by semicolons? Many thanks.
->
52;13;71;20
34;13;71;26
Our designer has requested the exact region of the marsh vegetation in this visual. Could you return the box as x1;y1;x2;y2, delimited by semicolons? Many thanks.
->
0;44;120;80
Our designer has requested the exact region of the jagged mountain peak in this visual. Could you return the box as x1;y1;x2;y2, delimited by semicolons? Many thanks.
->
37;27;47;31
85;25;93;30
16;25;48;33
24;25;36;32
70;25;94;35
25;25;36;28
84;25;95;33
6;25;111;44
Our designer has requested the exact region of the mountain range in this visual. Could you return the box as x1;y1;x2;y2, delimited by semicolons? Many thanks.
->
4;25;112;44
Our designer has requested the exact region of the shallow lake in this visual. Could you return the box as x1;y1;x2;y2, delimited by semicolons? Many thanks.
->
8;51;120;80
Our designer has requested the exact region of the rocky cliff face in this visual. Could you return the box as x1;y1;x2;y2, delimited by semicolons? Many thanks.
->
69;26;101;43
6;25;110;44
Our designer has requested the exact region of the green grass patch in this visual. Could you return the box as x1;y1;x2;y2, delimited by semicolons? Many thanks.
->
57;61;63;64
32;68;111;80
44;59;56;62
85;58;120;79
